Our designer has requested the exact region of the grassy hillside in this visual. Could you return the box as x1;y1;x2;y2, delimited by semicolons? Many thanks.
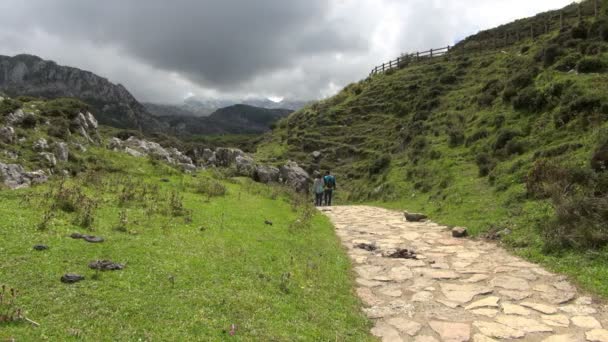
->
0;99;372;340
257;1;608;295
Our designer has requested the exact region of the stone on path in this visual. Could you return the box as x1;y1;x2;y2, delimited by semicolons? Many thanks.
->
495;315;553;333
440;283;492;303
405;212;427;222
587;329;608;342
490;275;530;291
471;309;499;318
572;316;602;329
452;227;468;238
499;290;531;301
423;269;460;280
473;321;525;339
541;314;570;327
473;334;498;342
543;335;579;342
560;304;598;315
520;302;558;314
429;321;471;342
357;287;382;306
414;336;439;342
371;321;402;342
465;296;499;310
501;303;531;316
386;317;422;336
463;274;489;283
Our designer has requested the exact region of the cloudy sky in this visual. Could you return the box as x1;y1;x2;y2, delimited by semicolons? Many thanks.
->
0;0;573;103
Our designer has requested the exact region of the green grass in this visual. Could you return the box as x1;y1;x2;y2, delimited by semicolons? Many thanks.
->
0;149;372;341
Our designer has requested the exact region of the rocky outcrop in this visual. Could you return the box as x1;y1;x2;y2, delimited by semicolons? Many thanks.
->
108;136;196;172
0;54;165;132
54;142;69;162
72;112;100;143
39;152;57;167
33;138;49;151
279;161;311;193
215;148;244;167
5;109;25;125
235;155;256;177
0;126;15;144
0;162;48;189
253;165;280;184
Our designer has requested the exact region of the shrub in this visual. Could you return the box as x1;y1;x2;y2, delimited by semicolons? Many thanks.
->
554;53;582;72
41;98;89;119
20;114;38;128
429;150;442;160
476;153;496;177
369;154;391;175
477;94;495;107
0;98;21;116
494;129;521;151
493;114;505;128
512;87;546;112
194;178;227;197
448;128;465;147
571;23;588;39
505;138;526;155
465;129;489;146
577;57;605;73
541;44;561;67
47;118;71;140
439;74;457;85
501;86;518;102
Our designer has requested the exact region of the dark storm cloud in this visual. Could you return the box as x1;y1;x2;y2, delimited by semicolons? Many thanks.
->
4;0;365;89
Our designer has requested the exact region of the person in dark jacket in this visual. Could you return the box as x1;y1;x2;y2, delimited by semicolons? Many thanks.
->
323;171;336;206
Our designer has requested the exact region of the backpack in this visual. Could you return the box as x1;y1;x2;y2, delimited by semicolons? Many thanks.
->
324;175;335;189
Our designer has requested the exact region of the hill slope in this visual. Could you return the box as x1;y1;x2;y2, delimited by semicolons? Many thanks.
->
258;1;608;294
156;104;292;135
0;54;164;132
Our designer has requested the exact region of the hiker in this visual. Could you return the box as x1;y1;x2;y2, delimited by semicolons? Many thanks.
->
323;170;336;206
313;174;325;206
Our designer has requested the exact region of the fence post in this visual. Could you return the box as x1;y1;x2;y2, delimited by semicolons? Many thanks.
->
382;63;385;72
430;48;433;58
578;3;582;21
595;0;599;17
545;22;548;34
416;52;419;61
560;12;563;30
531;25;534;39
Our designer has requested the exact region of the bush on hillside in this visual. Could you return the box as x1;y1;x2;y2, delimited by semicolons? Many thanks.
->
475;153;496;177
20;113;38;128
41;98;89;119
554;53;582;72
369;154;391;175
505;138;526;155
465;129;489;146
47;117;71;140
0;98;21;116
493;129;521;151
577;57;605;73
588;18;608;41
448;128;465;147
539;44;561;67
506;70;536;90
512;87;547;112
439;74;458;85
571;22;589;40
493;114;505;128
477;94;495;107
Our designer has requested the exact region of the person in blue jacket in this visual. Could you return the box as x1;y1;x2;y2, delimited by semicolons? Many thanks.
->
323;170;336;206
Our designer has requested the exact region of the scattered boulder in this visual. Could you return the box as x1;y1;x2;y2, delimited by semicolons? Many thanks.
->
38;152;57;167
452;227;468;238
125;147;144;157
404;211;427;222
200;148;217;166
88;260;124;271
108;137;123;150
61;273;85;284
33;244;48;251
253;165;280;183
311;151;322;159
279;161;311;193
264;220;273;226
0;162;48;189
72;112;100;143
0;126;15;144
215;147;244;167
54;142;69;162
33;138;49;151
235;155;256;176
70;233;104;243
5;109;25;125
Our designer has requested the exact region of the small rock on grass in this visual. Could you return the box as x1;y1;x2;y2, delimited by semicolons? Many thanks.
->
404;211;427;222
70;233;104;243
88;260;124;271
33;244;49;251
452;227;468;238
61;273;85;283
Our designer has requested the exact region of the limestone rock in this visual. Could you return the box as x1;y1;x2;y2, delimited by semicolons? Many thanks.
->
470;309;498;318
429;321;471;342
39;152;57;167
587;329;608;342
0;126;15;144
543;335;578;342
472;321;525;339
501;303;531;316
371;321;402;342
253;165;280;183
215;147;244;167
440;283;492;303
33;138;49;151
572;316;602;329
386;317;422;336
465;296;500;310
495;314;553;333
541;314;570;327
559;304;598;315
235;154;256;177
279;161;311;193
520;302;557;314
452;227;468;238
54;142;69;162
473;334;498;342
490;276;530;291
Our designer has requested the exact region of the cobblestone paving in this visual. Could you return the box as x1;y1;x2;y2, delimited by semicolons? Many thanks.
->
322;206;608;342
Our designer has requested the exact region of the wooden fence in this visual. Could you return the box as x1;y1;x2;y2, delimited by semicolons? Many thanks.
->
370;0;602;76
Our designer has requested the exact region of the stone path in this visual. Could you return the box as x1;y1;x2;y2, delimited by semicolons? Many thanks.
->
322;206;608;342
